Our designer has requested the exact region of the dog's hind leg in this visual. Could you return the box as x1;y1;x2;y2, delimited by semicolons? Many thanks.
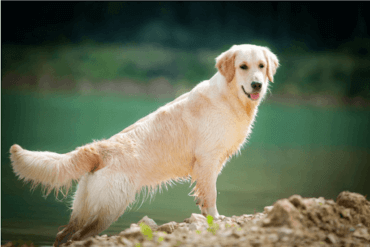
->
54;175;90;247
54;171;137;246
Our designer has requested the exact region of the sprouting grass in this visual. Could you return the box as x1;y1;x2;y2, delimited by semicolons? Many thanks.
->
139;222;153;241
136;215;225;245
206;215;220;235
139;222;167;244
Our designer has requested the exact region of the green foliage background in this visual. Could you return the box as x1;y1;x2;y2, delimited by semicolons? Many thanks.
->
2;39;370;99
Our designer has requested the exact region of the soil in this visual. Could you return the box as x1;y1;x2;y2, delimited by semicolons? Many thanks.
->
2;191;370;247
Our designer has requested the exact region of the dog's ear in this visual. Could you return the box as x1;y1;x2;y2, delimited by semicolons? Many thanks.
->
263;48;279;83
215;49;236;83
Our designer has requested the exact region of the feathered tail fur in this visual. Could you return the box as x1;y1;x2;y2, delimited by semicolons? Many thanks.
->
9;143;105;196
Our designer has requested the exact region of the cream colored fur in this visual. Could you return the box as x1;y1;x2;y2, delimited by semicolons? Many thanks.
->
9;44;279;246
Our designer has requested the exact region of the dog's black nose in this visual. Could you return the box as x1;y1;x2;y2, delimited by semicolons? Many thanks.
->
251;82;262;90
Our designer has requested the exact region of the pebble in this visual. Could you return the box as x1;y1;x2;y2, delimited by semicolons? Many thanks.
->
278;227;293;235
264;206;274;214
268;233;279;242
326;233;338;244
157;221;178;233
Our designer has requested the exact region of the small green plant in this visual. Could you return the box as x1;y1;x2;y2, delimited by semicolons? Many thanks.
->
207;215;213;225
139;222;153;241
206;215;220;235
158;236;164;243
135;243;141;247
196;230;201;234
237;227;242;231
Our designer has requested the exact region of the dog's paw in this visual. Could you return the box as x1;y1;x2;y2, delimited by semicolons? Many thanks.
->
195;197;204;207
201;208;209;217
202;206;220;220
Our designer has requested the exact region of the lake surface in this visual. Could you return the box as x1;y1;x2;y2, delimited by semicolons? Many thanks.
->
2;91;370;245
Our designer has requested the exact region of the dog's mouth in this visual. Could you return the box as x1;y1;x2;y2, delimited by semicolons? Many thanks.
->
242;86;260;100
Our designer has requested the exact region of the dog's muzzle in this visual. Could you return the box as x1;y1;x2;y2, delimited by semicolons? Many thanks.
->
242;81;262;100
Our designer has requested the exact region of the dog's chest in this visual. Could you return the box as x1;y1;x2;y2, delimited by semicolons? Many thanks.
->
218;115;252;159
228;120;249;145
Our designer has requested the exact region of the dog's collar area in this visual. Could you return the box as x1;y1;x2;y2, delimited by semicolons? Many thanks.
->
242;86;260;101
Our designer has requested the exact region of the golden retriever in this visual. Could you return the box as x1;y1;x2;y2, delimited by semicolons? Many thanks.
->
9;44;279;246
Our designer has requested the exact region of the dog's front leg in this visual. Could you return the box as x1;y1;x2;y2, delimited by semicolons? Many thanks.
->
196;197;220;219
191;158;221;219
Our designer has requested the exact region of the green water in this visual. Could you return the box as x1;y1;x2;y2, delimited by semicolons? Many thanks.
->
2;91;370;245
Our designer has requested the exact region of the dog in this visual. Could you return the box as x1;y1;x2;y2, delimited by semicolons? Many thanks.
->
9;44;279;246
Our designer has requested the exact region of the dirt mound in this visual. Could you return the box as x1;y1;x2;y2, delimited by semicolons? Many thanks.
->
262;191;370;245
3;191;369;247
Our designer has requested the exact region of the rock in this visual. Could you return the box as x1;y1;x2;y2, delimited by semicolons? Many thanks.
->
288;195;307;210
137;215;158;230
337;191;370;227
119;227;142;239
243;214;254;218
219;229;233;238
278;227;293;235
250;238;262;246
157;221;178;233
188;223;202;231
268;233;279;242
250;226;259;233
224;220;233;227
184;213;207;224
130;223;138;229
218;215;226;220
263;199;303;228
177;222;187;228
173;225;190;235
336;191;370;214
353;228;370;241
281;236;289;242
119;237;134;247
326;233;338;244
141;242;155;247
222;216;232;222
262;218;271;225
264;206;274;214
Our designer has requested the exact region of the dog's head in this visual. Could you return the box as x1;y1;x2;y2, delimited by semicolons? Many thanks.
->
216;44;279;102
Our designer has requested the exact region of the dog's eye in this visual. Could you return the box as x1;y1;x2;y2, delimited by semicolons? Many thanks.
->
259;64;264;69
240;64;248;70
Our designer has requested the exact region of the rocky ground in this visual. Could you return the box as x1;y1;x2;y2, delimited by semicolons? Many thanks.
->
3;191;370;247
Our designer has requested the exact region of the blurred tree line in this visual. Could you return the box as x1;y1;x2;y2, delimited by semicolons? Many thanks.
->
1;2;370;100
2;2;369;51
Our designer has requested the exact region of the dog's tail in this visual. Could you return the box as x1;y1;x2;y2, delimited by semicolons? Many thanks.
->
9;142;106;197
